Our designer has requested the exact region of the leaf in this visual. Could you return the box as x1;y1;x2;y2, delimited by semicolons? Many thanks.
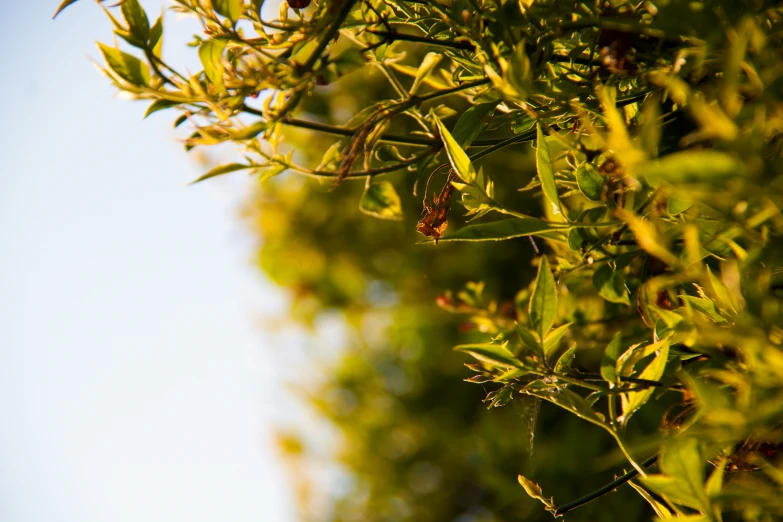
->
622;341;670;423
529;257;557;340
601;332;623;385
451;100;501;149
96;43;150;87
706;458;726;498
593;264;630;305
616;208;679;267
628;481;672;519
190;163;254;184
149;14;164;56
517;475;556;512
410;52;443;95
359;181;403;221
642;437;710;511
120;0;150;43
637;151;742;184
213;0;243;23
430;217;563;243
53;0;80;18
199;38;228;92
454;343;523;369
516;323;544;360
680;296;727;323
435;116;476;183
543;322;571;360
706;266;738;314
576;162;604;201
143;99;178;118
524;382;607;428
536;124;562;216
554;344;577;374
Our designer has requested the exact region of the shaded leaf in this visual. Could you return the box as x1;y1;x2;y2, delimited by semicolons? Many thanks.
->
638;150;742;184
213;0;243;23
529;257;557;340
524;381;607;428
576;162;604;201
680;295;727;323
601;332;623;385
593;264;630;305
451;100;501;149
359;181;404;221
121;0;150;43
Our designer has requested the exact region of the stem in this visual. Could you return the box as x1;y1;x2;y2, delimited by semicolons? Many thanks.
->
301;0;357;73
368;30;476;51
284;147;435;179
610;431;648;478
555;454;658;516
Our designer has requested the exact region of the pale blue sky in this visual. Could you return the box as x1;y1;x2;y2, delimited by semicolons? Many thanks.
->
0;2;297;521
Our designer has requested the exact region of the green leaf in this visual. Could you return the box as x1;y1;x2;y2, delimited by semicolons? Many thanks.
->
454;343;523;369
593;264;630;305
706;266;739;314
601;332;623;385
432;217;562;243
53;0;80;19
143;99;178;119
637;150;742;184
190;163;254;184
149;14;164;56
543;322;571;360
680;296;727;323
410;52;443;95
642;437;710;511
536;124;562;216
554;344;577;374
706;457;726;498
359;181;403;221
622;341;670;423
435;116;476;183
516;324;544;360
529;257;557;340
642;476;706;511
451;100;501;149
199;38;228;92
524;382;607;428
120;0;150;43
213;0;243;23
576;162;604;201
96;43;150;87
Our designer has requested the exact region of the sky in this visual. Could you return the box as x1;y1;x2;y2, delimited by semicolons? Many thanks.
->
0;2;297;521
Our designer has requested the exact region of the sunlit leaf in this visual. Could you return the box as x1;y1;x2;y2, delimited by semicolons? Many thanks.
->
524;381;607;428
455;343;523;369
543;322;571;360
410;52;443;95
190;163;254;184
96;43;150;87
199;38;228;93
430;217;562;243
622;341;670;423
120;0;150;43
435;116;476;183
213;0;243;23
638;150;742;184
53;0;80;19
517;475;556;512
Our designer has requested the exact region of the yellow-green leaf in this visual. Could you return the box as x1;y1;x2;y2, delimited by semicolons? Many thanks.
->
435;116;476;183
199;38;228;93
96;43;150;87
536;124;562;216
454;343;523;369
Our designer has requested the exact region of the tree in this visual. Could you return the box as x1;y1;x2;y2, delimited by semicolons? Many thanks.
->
58;0;783;520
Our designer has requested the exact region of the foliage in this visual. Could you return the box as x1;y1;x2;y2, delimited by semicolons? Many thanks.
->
60;0;783;520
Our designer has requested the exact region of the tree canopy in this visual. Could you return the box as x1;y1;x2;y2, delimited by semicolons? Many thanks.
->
58;0;783;520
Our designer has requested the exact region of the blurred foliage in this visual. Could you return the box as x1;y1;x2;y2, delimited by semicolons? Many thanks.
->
61;0;783;520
